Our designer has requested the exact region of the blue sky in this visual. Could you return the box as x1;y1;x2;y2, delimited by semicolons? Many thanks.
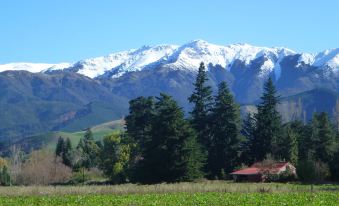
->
0;0;338;63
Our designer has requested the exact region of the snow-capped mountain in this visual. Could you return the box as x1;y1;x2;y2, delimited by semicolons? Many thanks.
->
1;40;339;79
0;63;69;73
163;40;295;77
70;44;179;78
1;40;339;140
53;40;299;79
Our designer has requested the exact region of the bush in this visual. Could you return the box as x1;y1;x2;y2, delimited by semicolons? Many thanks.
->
0;166;10;186
15;150;72;185
69;168;104;185
265;173;279;182
278;168;297;182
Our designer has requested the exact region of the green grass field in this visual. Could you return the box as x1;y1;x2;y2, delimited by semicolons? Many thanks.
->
0;192;338;206
0;182;338;205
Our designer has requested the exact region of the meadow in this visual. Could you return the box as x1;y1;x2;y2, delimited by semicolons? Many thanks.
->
0;181;337;205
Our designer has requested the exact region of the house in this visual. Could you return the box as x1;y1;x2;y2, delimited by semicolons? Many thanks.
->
230;161;296;182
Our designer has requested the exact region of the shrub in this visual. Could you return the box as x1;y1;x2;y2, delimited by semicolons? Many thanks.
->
278;168;297;182
0;166;10;186
15;150;72;185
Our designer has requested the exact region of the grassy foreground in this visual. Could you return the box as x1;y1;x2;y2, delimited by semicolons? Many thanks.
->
0;192;338;206
0;182;337;205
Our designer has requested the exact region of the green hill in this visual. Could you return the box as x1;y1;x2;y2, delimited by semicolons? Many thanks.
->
2;120;124;154
0;71;128;142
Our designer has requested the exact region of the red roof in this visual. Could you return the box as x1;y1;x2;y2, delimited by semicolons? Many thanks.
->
230;162;289;175
230;167;260;175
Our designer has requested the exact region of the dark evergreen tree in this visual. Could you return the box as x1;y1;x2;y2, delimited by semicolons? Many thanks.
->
141;94;205;183
55;136;74;167
55;136;65;157
188;62;213;149
62;138;74;167
311;112;336;163
252;77;282;161
209;82;242;178
125;96;155;153
240;113;256;165
177;120;206;181
297;114;337;182
0;166;10;186
125;96;156;182
329;142;339;181
298;124;314;161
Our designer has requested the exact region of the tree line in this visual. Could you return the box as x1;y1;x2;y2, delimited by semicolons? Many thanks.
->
50;62;339;184
0;62;336;185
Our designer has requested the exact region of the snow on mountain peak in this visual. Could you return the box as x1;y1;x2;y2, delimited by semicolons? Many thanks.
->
59;44;179;78
298;53;315;66
0;63;70;73
166;41;295;79
1;40;339;79
313;48;339;68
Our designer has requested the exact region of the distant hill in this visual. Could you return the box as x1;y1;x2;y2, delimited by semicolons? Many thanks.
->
0;70;128;141
0;120;124;154
278;88;339;123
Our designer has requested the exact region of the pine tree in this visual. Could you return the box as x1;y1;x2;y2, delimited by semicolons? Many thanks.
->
298;124;314;161
177;121;205;181
311;112;336;163
125;96;155;152
329;146;339;181
142;93;205;183
240;113;256;165
55;136;73;167
62;138;73;167
125;96;156;182
252;77;282;161
55;136;65;157
188;62;213;149
209;82;242;178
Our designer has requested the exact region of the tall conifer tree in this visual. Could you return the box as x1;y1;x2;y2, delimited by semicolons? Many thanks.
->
209;82;242;178
240;113;256;165
311;112;336;163
55;137;65;157
62;138;73;167
142;94;205;183
188;62;213;149
252;78;282;161
125;96;155;151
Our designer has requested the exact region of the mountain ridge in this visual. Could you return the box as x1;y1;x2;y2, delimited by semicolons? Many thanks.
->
1;40;339;79
0;40;338;146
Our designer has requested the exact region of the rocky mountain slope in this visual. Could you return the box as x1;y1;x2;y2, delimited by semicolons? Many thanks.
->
0;40;338;142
